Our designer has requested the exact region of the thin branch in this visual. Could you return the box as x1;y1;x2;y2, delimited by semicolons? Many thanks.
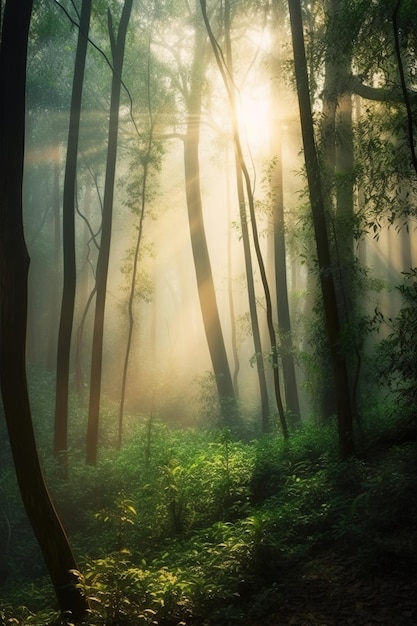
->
54;0;141;139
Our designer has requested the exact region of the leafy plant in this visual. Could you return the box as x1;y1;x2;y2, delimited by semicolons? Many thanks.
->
376;268;417;409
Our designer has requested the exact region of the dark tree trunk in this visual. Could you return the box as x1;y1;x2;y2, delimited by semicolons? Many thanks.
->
319;0;357;420
87;0;133;464
54;0;92;467
288;0;354;459
0;2;88;620
183;20;237;427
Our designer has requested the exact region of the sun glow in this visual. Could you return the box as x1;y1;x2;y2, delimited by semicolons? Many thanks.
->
236;84;271;152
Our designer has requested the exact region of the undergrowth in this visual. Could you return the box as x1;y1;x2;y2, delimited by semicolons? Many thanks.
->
1;400;416;625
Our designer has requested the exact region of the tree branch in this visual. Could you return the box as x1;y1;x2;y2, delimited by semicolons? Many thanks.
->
348;74;417;105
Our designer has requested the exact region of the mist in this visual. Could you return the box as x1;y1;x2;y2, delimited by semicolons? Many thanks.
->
1;1;417;623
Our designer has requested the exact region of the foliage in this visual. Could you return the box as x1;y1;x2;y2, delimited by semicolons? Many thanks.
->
2;393;416;624
375;268;417;408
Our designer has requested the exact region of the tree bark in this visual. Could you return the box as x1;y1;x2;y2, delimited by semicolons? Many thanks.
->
0;1;88;620
87;0;133;464
288;0;354;459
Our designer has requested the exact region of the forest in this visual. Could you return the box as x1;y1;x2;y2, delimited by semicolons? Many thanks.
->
0;0;417;624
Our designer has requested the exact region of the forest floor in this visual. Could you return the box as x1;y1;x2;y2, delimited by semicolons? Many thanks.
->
247;547;417;626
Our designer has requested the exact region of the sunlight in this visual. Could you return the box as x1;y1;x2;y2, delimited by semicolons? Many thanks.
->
236;85;270;152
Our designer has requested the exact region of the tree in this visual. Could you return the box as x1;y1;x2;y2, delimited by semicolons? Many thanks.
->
222;0;270;431
178;1;238;427
268;7;301;426
54;0;92;468
0;1;88;619
288;0;354;459
118;29;156;448
271;123;301;426
87;0;133;465
200;0;288;437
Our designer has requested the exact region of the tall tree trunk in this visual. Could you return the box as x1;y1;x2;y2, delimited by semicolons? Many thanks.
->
312;0;356;420
288;0;354;459
54;0;92;467
0;2;88;620
183;18;237;427
271;123;301;427
86;0;133;464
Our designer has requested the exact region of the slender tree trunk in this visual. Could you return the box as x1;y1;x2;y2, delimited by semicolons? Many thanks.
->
54;0;91;467
86;0;133;464
46;143;61;370
74;183;93;396
271;124;301;427
223;0;270;430
0;2;88;620
288;0;354;459
118;70;152;447
200;0;287;437
183;19;237;427
225;148;240;394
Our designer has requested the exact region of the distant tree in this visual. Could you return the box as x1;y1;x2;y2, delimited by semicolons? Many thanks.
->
0;1;88;620
87;0;133;465
288;0;354;459
54;0;92;469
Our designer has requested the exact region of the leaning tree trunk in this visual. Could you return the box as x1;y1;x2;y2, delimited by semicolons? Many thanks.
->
54;0;92;469
86;0;133;465
0;1;88;620
288;0;354;459
183;19;237;427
